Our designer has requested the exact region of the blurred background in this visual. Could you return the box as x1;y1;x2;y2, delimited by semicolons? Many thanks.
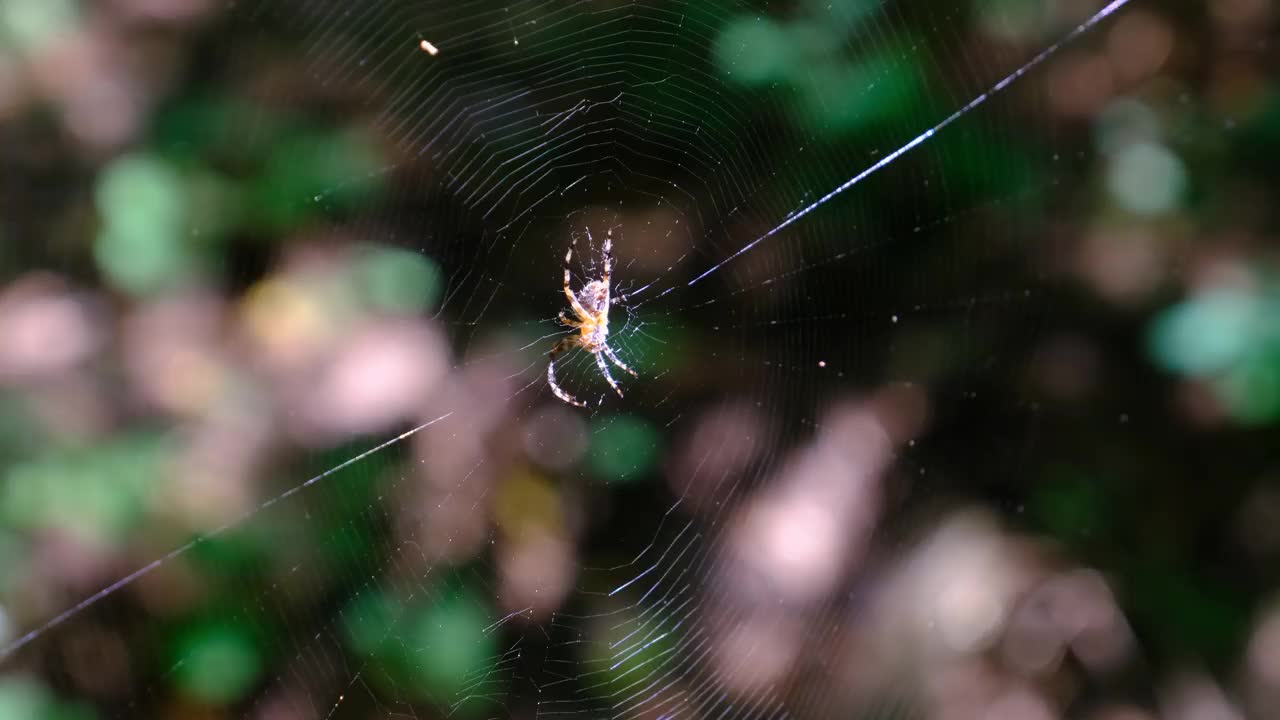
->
0;0;1277;718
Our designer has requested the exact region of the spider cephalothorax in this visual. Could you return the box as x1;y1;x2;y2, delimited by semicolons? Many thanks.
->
547;231;636;407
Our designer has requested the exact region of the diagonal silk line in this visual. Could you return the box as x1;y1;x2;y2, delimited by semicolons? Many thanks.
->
0;412;454;661
667;0;1135;297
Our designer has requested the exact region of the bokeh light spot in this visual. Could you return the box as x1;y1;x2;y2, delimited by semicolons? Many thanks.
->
714;17;792;87
93;153;191;296
0;0;77;53
255;129;384;230
494;469;564;541
1095;98;1162;156
795;51;920;135
172;622;262;704
1149;288;1260;375
356;246;443;315
342;590;402;658
0;676;49;720
589;415;661;483
1105;141;1187;215
410;590;496;701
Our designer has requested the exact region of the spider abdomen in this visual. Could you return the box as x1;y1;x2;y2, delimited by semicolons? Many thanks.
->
577;280;610;314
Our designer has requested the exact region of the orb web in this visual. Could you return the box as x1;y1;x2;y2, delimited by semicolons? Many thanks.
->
1;0;1139;718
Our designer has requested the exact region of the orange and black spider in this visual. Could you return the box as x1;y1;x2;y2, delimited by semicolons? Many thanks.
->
547;230;637;407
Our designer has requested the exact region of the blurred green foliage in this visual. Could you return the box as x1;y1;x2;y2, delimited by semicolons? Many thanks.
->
2;435;169;545
0;0;78;53
0;676;92;720
1106;141;1188;216
1150;284;1280;424
170;620;263;704
589;415;662;483
254;129;385;231
714;7;923;136
342;585;496;712
356;246;444;316
95;154;194;295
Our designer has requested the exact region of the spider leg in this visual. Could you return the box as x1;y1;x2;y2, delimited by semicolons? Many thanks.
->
595;350;624;398
563;239;592;321
558;311;581;328
547;338;586;407
601;229;612;289
603;344;638;377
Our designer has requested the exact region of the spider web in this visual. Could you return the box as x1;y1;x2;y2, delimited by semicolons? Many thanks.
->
2;0;1141;718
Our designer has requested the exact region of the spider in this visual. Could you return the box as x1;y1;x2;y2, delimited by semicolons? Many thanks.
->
547;230;637;407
